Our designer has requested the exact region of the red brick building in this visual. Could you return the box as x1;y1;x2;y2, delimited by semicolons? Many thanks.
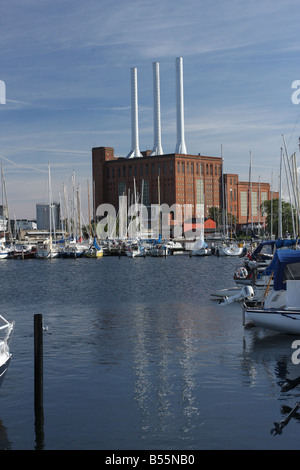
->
92;146;276;232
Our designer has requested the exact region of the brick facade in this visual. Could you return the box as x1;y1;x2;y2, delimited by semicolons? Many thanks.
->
92;146;277;229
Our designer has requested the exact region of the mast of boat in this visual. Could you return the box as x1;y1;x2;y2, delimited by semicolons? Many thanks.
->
71;170;76;240
293;152;299;235
47;163;53;249
249;151;253;232
158;171;161;240
258;175;261;237
87;180;92;238
270;171;273;238
221;145;226;238
77;185;81;241
282;135;300;235
278;148;283;239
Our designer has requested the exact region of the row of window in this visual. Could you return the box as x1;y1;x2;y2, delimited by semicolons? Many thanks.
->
107;161;174;179
106;161;222;179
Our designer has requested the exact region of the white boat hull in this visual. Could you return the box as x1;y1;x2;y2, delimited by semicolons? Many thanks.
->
191;248;212;256
36;249;60;259
218;245;244;256
244;308;300;335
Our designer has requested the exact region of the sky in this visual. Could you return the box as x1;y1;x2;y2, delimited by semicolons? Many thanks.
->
0;0;300;221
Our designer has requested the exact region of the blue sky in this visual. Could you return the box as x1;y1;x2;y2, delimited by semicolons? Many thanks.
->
0;0;299;220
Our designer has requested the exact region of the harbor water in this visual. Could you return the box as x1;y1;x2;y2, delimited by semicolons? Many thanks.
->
0;254;300;450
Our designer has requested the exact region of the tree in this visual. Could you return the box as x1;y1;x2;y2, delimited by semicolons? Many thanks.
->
261;198;298;238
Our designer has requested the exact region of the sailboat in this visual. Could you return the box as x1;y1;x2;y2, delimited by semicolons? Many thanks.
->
61;171;87;258
0;164;13;259
36;164;60;259
0;314;14;387
242;249;300;334
190;238;211;256
190;201;211;256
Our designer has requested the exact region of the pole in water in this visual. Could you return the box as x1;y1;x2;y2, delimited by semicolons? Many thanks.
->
34;314;45;449
34;314;43;412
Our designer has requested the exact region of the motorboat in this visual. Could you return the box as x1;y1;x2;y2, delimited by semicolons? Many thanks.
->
216;242;245;256
212;238;300;302
238;250;300;334
150;243;169;257
13;243;37;259
0;315;14;387
126;243;146;258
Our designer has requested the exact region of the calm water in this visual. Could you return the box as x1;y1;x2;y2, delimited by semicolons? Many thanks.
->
0;253;300;450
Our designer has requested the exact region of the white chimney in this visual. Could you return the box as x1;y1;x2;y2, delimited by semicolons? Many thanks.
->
150;61;163;156
175;57;187;154
127;67;142;158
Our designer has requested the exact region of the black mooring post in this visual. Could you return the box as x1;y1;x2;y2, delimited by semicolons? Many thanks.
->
34;314;43;413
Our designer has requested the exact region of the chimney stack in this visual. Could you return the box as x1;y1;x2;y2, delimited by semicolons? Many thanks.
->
175;57;187;154
150;61;163;156
127;67;142;158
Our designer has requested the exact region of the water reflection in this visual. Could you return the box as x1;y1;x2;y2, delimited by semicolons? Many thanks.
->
241;329;300;435
131;303;202;442
0;419;11;450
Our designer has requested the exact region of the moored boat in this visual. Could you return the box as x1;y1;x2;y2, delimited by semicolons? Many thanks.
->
35;238;60;259
13;243;37;259
241;250;300;334
126;243;146;258
190;238;211;256
0;315;14;387
216;242;244;256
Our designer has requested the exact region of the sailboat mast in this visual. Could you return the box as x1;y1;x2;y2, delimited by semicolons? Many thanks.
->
87;180;92;238
278;148;283;239
249;151;253;232
48;163;52;242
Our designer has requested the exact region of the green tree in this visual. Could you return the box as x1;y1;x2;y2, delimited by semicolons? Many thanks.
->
261;198;299;238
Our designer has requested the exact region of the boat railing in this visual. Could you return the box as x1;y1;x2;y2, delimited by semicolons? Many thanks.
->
0;315;14;344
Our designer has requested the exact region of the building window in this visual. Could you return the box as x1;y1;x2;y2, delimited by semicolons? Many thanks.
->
123;166;126;177
118;167;121;177
177;162;180;173
252;191;258;216
146;164;149;175
187;163;189;173
143;180;150;206
196;179;204;204
182;162;185;173
118;182;126;197
129;166;132;177
261;192;267;215
241;191;247;216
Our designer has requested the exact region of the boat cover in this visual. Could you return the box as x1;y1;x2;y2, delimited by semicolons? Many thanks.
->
265;249;300;291
251;238;299;260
